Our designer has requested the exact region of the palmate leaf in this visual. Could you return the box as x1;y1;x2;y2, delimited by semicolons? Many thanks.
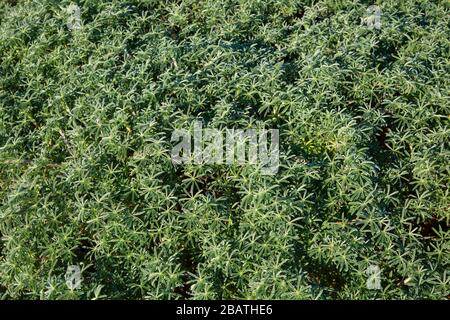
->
0;0;449;300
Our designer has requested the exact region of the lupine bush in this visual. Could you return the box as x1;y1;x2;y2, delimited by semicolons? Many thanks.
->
0;0;449;299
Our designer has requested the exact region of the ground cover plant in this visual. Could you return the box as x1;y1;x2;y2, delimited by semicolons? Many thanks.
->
0;0;449;299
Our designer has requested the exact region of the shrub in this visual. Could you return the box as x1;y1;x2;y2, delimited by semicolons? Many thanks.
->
0;0;448;299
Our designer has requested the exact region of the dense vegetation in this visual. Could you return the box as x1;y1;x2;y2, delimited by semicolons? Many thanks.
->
0;0;448;299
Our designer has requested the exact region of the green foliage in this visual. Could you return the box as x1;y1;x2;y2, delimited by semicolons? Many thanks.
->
0;0;449;299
